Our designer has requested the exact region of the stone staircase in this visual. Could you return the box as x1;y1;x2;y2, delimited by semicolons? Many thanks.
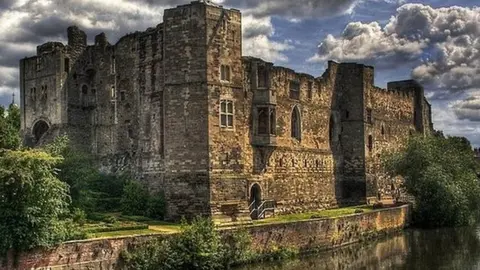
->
212;201;253;228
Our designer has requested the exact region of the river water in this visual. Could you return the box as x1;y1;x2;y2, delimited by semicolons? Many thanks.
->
236;225;480;270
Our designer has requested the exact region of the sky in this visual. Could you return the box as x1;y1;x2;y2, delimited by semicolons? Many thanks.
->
1;0;480;144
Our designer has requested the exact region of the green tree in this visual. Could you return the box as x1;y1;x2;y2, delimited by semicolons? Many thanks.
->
43;136;99;212
121;180;149;216
0;104;21;150
43;136;126;213
0;149;73;257
384;135;480;227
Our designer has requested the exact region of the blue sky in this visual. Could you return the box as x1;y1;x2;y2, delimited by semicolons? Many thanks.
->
1;0;479;144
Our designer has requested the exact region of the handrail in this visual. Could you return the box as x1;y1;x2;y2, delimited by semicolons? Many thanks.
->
249;200;257;215
249;199;276;219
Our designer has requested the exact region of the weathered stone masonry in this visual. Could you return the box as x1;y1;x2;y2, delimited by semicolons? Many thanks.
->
20;1;433;221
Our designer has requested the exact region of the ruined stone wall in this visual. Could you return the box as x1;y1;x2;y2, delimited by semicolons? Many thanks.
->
209;55;337;216
364;84;416;199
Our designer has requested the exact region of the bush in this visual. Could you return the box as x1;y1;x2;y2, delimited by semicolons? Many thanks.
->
121;239;173;270
71;208;87;226
384;135;480;227
0;150;73;258
43;136;127;214
104;215;117;224
147;191;166;220
122;217;227;270
223;228;254;265
121;217;296;269
121;180;149;216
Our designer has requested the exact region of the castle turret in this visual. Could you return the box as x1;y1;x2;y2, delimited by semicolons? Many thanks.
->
387;80;426;133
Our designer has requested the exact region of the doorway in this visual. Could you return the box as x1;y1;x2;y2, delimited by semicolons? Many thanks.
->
249;184;262;220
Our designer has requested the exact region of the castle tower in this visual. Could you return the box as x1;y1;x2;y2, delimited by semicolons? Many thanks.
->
162;1;242;219
20;41;71;146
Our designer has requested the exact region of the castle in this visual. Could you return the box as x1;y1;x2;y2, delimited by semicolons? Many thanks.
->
19;1;433;221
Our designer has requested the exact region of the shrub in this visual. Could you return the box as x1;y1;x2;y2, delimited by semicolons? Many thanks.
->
0;150;73;258
71;208;87;226
121;217;297;269
121;239;173;270
104;215;118;224
384;135;480;227
147;191;167;220
121;180;149;216
122;217;227;270
223;228;254;265
43;136;127;214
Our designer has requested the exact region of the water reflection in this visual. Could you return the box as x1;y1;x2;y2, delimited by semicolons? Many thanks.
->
236;225;480;270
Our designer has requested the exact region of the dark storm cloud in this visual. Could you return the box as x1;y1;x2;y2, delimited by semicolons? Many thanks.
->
0;0;16;10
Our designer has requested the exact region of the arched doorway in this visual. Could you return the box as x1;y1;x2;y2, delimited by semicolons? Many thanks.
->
249;184;262;220
32;120;49;142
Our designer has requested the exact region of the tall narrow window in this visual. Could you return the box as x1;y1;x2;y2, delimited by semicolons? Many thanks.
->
257;107;268;135
220;100;234;128
366;108;373;123
291;106;301;140
111;55;116;74
82;85;88;95
258;66;268;88
220;65;230;81
269;108;276;135
289;81;300;100
111;86;116;99
368;135;373;152
222;18;228;31
30;88;37;102
307;82;313;99
64;58;70;73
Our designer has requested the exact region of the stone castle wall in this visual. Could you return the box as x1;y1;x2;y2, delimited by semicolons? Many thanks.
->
20;1;433;220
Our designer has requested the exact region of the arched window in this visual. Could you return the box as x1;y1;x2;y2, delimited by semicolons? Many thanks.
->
381;125;385;136
82;85;88;94
269;108;276;135
291;106;301;140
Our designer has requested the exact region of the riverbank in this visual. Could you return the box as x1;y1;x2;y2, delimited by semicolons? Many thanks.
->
0;204;411;270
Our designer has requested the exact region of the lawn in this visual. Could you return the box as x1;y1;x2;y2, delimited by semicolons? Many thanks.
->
252;205;374;225
82;213;182;239
82;205;378;238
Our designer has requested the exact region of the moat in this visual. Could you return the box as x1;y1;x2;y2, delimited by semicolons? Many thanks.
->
236;225;480;270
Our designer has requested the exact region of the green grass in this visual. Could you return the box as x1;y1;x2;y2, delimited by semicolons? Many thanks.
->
82;213;182;239
83;206;377;238
253;205;374;225
86;229;160;239
147;221;183;233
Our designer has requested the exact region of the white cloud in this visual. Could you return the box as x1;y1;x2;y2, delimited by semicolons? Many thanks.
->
310;3;480;92
242;15;294;62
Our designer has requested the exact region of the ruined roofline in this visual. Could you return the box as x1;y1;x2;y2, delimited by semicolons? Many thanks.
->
242;56;382;83
167;0;240;12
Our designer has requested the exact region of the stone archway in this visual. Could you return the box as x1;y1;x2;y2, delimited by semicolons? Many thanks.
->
32;120;49;142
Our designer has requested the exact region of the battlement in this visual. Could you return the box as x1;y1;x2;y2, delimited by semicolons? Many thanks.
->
387;80;423;94
36;42;65;55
